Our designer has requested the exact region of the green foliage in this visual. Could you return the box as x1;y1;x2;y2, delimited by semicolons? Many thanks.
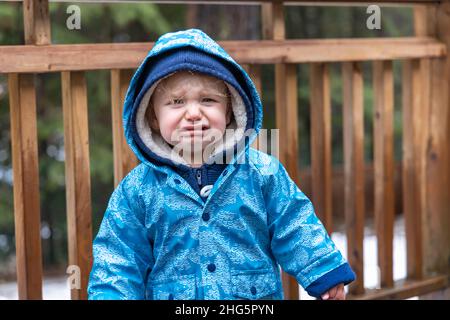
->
110;4;171;32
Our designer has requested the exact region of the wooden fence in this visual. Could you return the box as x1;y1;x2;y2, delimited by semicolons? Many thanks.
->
0;0;449;300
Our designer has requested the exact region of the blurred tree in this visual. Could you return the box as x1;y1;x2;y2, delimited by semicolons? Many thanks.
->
187;4;260;40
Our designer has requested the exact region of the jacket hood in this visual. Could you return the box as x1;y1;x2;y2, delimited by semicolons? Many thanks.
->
123;28;263;170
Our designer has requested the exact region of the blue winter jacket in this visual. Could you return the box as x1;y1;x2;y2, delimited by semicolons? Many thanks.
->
88;28;355;300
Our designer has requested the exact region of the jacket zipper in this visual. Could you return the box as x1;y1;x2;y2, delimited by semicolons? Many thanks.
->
196;169;202;186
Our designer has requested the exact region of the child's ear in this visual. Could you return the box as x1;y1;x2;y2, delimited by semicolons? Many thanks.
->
146;103;159;131
150;117;159;131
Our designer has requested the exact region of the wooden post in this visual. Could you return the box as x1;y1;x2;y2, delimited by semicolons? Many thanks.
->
373;60;395;288
428;2;450;275
342;61;365;295
111;69;138;187
413;3;450;278
273;9;299;185
242;64;263;150
23;0;51;46
264;2;299;300
61;71;93;300
310;63;333;234
8;0;52;300
185;3;198;29
8;73;43;300
402;58;425;280
244;65;262;98
245;2;268;151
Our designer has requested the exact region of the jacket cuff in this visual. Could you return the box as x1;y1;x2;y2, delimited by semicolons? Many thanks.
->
304;262;356;298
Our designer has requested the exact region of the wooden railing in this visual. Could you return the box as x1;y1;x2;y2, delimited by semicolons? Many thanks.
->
0;0;449;300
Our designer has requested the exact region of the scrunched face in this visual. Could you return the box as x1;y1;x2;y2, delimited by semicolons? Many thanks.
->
146;70;232;163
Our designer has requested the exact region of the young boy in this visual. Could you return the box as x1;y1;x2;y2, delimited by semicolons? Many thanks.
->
88;28;355;300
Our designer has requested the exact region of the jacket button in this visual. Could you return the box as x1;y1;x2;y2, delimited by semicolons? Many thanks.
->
207;263;216;272
168;293;174;300
202;212;210;222
250;286;257;295
174;179;181;184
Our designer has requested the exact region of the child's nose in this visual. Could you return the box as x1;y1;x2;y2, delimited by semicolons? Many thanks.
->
185;102;202;121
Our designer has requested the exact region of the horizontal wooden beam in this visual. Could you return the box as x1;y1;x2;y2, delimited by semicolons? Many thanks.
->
348;275;449;300
0;37;445;73
4;1;443;4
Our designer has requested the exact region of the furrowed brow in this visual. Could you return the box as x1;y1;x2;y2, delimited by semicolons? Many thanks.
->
167;91;187;99
200;89;227;98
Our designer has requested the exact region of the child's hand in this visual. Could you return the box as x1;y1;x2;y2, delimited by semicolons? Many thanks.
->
320;283;346;300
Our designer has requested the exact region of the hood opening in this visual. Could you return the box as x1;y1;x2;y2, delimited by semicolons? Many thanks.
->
135;72;248;167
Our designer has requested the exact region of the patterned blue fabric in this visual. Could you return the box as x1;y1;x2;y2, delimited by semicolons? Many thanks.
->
88;28;354;300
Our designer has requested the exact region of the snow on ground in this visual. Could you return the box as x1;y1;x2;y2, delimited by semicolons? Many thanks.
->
0;277;71;300
300;216;412;299
0;217;412;300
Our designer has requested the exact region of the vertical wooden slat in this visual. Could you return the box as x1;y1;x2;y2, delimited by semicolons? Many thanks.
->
242;64;263;150
61;71;93;300
415;53;432;279
425;2;450;276
414;3;450;279
8;0;51;300
248;1;268;153
260;1;277;178
425;56;450;275
266;2;299;300
111;69;138;187
373;60;395;288
241;64;261;97
246;65;262;97
185;4;198;29
261;2;274;40
271;1;285;41
275;79;299;177
402;59;425;280
310;63;333;234
8;73;43;300
414;5;436;37
274;50;298;179
413;9;433;263
342;61;365;295
413;9;432;276
23;0;51;46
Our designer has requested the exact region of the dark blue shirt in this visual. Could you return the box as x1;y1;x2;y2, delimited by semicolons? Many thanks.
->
172;162;228;200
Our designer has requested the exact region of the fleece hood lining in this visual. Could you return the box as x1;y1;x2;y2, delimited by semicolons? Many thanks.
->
135;72;248;166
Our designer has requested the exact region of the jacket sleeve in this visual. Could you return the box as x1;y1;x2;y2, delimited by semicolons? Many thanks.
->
261;155;355;297
88;171;154;300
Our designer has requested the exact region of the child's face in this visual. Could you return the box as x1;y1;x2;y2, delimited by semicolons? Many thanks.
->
147;71;232;152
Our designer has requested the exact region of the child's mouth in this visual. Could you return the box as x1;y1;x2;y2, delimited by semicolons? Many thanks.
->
180;125;209;136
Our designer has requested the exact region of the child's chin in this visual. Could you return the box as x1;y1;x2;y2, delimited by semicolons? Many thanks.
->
174;138;208;150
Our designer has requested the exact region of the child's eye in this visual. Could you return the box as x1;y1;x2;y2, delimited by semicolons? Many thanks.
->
171;98;184;105
202;98;216;103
